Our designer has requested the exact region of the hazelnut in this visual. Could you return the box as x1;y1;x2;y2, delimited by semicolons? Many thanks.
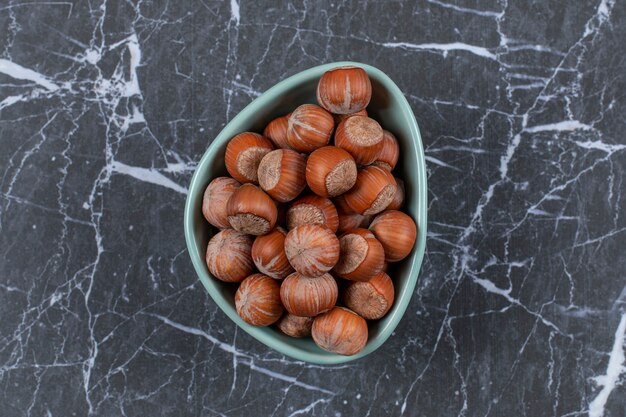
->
312;307;368;355
276;313;314;338
316;66;372;114
333;194;355;214
225;132;274;183
334;108;368;125
334;116;384;165
284;224;340;277
202;177;241;229
263;115;292;149
343;166;397;215
333;228;385;282
343;271;394;320
235;274;283;326
205;229;254;282
258;149;307;202
280;272;338;317
286;104;334;152
337;212;373;234
286;195;339;232
305;146;357;197
386;177;405;211
251;227;293;280
372;130;399;171
369;210;417;262
227;184;278;235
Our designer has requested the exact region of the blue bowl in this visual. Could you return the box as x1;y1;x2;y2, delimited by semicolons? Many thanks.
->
184;62;427;364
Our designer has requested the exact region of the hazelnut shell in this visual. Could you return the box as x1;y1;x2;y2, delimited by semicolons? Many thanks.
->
334;116;383;165
305;146;357;197
276;314;314;338
333;194;356;214
205;229;254;283
372;130;400;171
316;66;372;114
284;224;340;277
225;132;274;183
343;166;397;215
343;271;394;320
280;272;338;317
369;210;417;262
202;177;241;229
251;227;293;280
337;212;373;234
227;184;278;235
286;104;334;152
386;177;405;211
235;274;283;326
286;195;339;233
263;115;292;149
333;228;385;282
312;307;368;355
258;149;307;203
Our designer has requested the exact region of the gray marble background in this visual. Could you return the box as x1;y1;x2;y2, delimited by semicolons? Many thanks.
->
1;1;625;416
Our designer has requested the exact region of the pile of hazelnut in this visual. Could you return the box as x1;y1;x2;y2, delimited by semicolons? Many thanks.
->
202;66;417;356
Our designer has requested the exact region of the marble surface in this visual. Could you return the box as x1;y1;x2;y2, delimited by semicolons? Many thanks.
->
1;1;625;416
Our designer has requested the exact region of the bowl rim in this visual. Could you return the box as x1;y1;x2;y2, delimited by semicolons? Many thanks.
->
184;61;427;365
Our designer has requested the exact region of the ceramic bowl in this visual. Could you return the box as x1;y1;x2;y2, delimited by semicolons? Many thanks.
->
184;62;427;364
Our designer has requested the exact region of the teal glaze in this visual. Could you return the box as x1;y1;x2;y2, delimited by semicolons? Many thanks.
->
184;62;427;364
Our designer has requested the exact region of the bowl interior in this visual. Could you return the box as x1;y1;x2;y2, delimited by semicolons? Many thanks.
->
184;62;427;364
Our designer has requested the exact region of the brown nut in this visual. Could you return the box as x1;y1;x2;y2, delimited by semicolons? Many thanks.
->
337;212;373;234
372;130;400;171
235;274;283;326
369;210;417;262
333;228;385;282
333;108;368;125
333;194;356;214
227;184;278;235
286;195;339;233
202;177;241;229
316;66;372;115
334;116;384;165
305;146;357;197
276;313;314;338
343;271;394;320
286;104;334;152
225;132;274;183
386;177;405;211
251;227;293;280
263;115;292;149
284;224;340;277
205;229;254;283
312;307;368;355
258;149;307;203
343;166;397;215
280;272;338;317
